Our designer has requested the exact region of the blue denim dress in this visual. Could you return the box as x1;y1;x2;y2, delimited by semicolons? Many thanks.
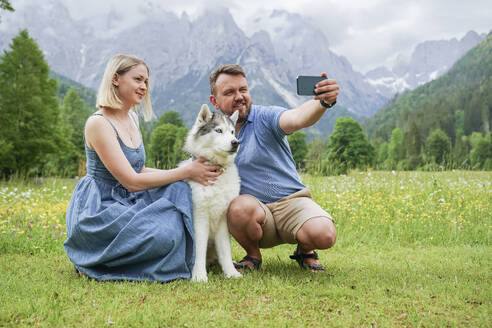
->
64;114;194;282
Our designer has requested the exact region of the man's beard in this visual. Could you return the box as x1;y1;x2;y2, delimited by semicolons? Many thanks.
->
235;101;251;124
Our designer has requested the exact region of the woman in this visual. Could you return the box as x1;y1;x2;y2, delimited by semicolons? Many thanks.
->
64;54;220;282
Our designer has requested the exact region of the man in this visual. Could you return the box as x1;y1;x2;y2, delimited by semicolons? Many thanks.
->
209;65;339;272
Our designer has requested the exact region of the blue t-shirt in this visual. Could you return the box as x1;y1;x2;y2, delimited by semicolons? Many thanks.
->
235;104;305;203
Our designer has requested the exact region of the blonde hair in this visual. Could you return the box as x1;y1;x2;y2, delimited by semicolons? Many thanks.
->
96;54;153;121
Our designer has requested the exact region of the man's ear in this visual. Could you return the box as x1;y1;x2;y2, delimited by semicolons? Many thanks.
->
209;95;220;109
112;73;119;87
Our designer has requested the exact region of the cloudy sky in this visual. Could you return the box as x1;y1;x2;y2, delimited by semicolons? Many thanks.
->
10;0;492;73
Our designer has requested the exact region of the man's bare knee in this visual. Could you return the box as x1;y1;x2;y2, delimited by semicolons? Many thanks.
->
297;217;336;250
315;229;336;249
226;195;265;253
228;195;264;225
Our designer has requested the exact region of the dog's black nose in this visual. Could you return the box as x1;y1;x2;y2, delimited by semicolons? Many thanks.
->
230;139;239;153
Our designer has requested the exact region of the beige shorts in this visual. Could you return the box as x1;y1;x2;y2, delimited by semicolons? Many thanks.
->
257;188;334;248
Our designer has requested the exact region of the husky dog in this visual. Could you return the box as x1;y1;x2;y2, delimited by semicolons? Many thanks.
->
182;104;242;282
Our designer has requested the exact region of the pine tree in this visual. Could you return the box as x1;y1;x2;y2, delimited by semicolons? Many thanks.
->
388;128;405;168
49;87;92;176
404;121;422;169
0;30;64;175
376;141;389;169
61;88;90;159
479;80;492;133
0;0;14;23
454;109;465;137
0;0;13;11
452;131;471;168
0;138;14;173
464;92;484;135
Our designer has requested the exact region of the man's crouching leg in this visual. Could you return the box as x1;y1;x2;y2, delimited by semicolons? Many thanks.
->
227;195;265;268
295;217;337;268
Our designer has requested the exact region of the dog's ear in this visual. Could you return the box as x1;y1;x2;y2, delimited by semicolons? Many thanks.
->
230;110;239;125
197;104;213;124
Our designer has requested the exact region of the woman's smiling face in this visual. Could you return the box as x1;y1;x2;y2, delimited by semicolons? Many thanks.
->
113;63;149;107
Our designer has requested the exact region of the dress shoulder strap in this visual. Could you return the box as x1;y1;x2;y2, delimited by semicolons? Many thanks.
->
92;113;120;138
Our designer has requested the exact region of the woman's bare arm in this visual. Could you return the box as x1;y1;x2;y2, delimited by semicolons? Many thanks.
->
85;116;221;192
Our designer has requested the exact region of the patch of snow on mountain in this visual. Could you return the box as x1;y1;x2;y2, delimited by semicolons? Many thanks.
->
261;68;300;108
428;70;439;81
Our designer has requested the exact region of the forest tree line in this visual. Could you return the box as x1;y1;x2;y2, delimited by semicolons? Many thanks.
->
0;30;491;179
362;33;492;172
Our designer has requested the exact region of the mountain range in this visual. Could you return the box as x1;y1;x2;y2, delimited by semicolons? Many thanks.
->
365;31;486;98
365;33;492;143
0;1;487;136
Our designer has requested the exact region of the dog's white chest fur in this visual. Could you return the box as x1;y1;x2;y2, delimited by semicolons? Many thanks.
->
180;104;242;282
189;166;240;231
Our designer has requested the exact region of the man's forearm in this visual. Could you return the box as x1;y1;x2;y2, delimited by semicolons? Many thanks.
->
296;100;328;128
280;77;338;134
280;100;328;134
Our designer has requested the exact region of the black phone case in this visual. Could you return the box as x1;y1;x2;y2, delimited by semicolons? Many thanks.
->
296;76;327;95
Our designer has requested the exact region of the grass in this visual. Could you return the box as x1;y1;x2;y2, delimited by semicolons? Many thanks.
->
1;171;491;327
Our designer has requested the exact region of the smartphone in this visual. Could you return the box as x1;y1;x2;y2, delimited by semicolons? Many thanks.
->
296;75;327;95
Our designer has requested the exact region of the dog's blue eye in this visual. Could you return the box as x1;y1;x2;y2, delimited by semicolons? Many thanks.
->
215;128;223;133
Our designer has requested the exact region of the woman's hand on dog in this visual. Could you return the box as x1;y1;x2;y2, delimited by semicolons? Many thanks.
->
187;157;222;186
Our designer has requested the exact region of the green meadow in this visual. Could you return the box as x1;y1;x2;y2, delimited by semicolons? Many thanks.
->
1;171;491;327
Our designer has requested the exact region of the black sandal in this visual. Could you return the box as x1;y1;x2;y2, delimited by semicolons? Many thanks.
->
289;246;325;271
233;255;262;271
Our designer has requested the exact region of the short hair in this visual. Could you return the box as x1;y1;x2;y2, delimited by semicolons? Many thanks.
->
96;54;153;121
209;64;246;95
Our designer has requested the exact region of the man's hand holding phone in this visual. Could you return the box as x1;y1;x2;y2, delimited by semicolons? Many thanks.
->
296;73;339;108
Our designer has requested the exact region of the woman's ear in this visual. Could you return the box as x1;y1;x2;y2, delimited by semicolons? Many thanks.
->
112;73;119;87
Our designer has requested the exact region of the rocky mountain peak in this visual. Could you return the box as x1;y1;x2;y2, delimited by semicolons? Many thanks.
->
365;31;486;98
2;2;482;129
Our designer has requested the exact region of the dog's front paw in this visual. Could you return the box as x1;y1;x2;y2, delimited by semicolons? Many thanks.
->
191;271;208;283
225;269;242;279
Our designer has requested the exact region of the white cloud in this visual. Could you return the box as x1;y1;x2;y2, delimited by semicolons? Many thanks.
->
299;0;491;72
9;0;492;73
